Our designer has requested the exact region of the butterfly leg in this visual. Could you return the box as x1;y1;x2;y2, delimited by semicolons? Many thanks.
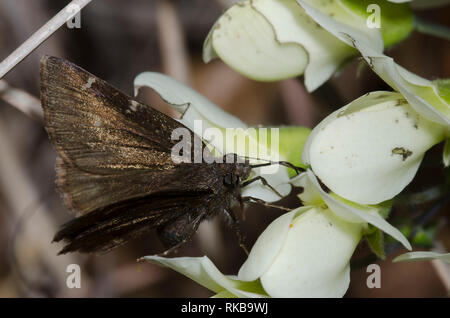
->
157;212;205;256
225;207;249;255
159;239;191;257
241;176;283;198
241;196;291;212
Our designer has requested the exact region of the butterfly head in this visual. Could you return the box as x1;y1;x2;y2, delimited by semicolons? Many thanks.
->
221;153;251;189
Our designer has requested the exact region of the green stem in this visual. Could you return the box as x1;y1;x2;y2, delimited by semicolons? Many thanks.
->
415;17;450;42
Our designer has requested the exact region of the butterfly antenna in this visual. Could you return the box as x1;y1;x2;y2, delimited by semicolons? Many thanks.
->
239;197;246;221
241;155;305;175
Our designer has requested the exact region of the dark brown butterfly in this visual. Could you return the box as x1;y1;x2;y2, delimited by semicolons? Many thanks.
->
40;56;299;255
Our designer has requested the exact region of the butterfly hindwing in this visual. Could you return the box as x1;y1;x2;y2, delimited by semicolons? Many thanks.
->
54;191;217;254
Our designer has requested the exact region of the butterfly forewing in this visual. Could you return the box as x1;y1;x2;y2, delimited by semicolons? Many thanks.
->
40;56;216;215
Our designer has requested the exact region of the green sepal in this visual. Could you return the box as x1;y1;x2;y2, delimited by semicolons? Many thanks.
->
366;228;386;259
374;199;394;219
257;126;311;178
341;0;414;48
434;79;450;106
363;199;393;259
411;226;437;248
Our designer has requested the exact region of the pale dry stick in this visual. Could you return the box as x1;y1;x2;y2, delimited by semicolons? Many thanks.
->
0;118;80;296
0;0;92;79
280;78;318;126
156;0;191;85
0;80;43;122
430;242;450;293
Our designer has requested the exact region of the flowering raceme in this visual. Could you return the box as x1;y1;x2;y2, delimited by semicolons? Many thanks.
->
142;170;411;298
296;0;450;164
237;206;363;297
203;0;413;91
143;205;364;298
302;91;447;205
132;69;419;298
137;0;450;298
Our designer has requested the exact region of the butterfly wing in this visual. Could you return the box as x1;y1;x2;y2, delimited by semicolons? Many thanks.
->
53;191;218;254
40;56;218;215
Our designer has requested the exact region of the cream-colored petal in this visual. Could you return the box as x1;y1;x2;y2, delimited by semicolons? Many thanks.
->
301;91;401;165
238;208;307;281
134;72;247;132
142;255;267;298
289;171;324;206
206;0;308;82
297;0;450;126
253;0;354;91
291;170;412;250
260;207;362;297
368;56;450;126
241;181;291;203
393;251;450;263
296;0;383;53
304;92;445;204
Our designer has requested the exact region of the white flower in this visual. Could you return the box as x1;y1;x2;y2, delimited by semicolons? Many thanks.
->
142;170;411;298
142;205;363;298
301;91;447;205
204;0;413;91
297;0;450;128
237;206;363;297
297;0;450;168
140;255;269;298
290;170;411;250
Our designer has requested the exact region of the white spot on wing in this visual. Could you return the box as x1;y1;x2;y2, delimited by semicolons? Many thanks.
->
130;100;139;112
82;77;96;90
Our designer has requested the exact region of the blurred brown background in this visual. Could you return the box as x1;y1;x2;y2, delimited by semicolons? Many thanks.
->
0;0;448;297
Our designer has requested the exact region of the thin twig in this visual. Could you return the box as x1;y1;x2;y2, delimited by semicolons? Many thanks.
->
430;242;450;293
7;188;55;297
0;80;43;122
156;0;191;84
0;118;79;296
409;194;450;239
394;184;448;207
385;196;450;256
415;17;450;42
0;0;92;79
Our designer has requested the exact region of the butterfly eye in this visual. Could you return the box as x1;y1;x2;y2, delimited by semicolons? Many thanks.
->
224;173;240;187
224;173;240;188
224;173;233;187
